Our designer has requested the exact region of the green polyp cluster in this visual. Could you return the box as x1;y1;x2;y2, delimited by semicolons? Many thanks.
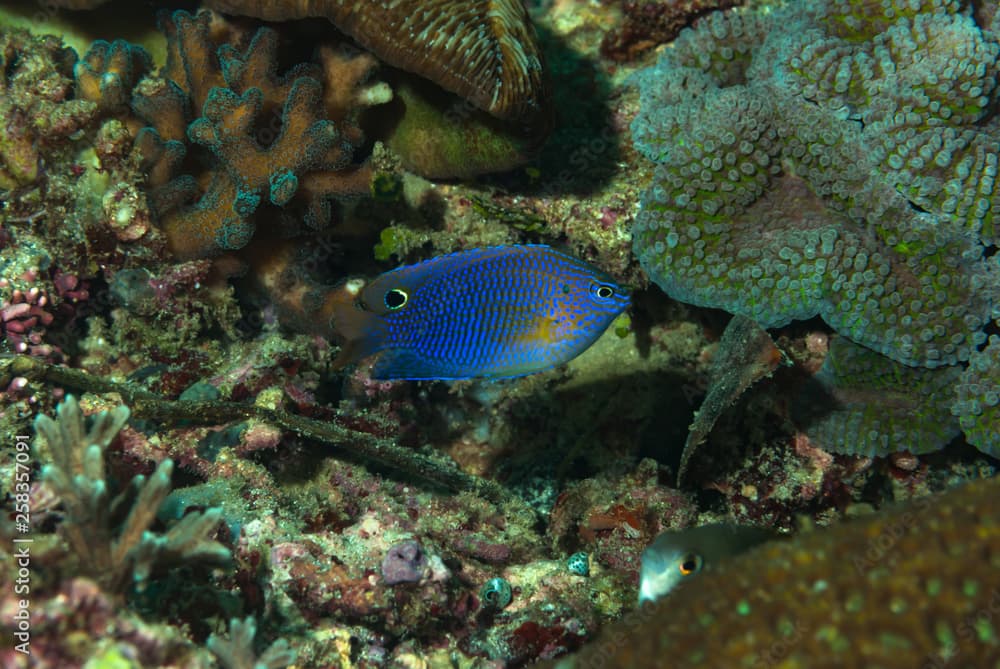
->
817;0;967;41
631;0;998;372
630;0;1000;458
373;226;414;262
952;335;1000;458
793;336;963;456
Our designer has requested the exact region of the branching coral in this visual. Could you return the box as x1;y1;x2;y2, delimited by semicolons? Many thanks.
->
73;38;151;116
207;617;296;669
631;0;999;370
33;395;231;596
122;10;379;259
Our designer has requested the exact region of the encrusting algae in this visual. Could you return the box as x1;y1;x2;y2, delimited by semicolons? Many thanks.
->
541;474;1000;669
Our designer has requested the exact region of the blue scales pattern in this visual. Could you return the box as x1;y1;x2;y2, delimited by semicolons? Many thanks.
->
333;245;630;380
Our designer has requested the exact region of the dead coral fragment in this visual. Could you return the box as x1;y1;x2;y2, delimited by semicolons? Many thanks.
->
678;315;785;484
33;396;231;595
0;28;95;190
601;0;746;62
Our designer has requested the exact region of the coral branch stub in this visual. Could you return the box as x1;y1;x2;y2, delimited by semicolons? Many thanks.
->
678;315;785;484
203;0;552;126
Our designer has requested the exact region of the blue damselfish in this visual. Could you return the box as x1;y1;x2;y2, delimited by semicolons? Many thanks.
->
329;245;630;380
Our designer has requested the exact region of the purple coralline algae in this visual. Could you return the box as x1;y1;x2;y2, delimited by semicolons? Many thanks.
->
381;539;430;585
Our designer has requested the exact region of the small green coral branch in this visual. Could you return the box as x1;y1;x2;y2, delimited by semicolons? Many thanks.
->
33;395;231;596
207;617;296;669
4;355;522;509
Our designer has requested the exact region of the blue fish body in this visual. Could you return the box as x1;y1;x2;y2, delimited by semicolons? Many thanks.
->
330;245;630;380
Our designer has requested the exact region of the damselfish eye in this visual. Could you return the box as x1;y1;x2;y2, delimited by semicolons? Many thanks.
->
591;283;616;300
384;288;408;310
678;553;703;576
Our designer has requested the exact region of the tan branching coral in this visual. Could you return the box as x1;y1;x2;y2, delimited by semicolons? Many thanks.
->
126;10;380;259
33;396;231;596
73;38;151;115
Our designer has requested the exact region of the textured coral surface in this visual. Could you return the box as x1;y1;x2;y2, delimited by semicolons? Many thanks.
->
539;474;1000;669
631;0;999;369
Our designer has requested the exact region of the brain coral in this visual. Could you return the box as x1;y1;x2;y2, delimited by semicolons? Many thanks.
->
631;0;1000;369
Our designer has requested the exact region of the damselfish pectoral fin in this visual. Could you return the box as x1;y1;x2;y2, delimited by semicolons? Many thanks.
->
372;349;456;380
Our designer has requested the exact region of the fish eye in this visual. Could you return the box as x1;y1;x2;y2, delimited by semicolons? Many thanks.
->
678;553;703;576
591;283;616;300
384;288;408;310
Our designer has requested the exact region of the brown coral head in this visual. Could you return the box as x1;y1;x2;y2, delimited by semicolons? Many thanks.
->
203;0;553;127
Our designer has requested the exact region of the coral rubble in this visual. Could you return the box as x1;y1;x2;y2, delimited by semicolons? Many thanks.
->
0;28;95;190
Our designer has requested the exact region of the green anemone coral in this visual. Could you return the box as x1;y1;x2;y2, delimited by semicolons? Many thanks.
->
952;335;1000;458
630;0;999;369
